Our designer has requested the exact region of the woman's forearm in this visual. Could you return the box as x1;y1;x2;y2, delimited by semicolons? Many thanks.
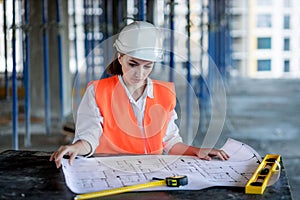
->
168;142;196;156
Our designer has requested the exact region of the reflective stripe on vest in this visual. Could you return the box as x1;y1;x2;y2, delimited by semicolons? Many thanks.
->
92;76;176;154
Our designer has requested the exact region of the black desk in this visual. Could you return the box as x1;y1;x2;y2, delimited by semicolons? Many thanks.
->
0;150;293;200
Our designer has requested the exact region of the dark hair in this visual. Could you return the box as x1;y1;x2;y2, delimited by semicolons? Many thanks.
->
106;58;123;75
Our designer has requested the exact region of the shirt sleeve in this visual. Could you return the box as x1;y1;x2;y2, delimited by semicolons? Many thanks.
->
73;84;103;156
162;109;183;153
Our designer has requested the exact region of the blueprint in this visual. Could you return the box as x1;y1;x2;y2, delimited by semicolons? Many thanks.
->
61;138;262;194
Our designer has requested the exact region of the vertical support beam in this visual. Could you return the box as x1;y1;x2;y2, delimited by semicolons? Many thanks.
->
112;0;126;34
72;0;80;107
198;0;207;135
138;0;145;21
146;0;154;23
42;0;51;134
208;0;216;91
217;0;226;77
24;0;31;147
98;0;109;79
56;0;65;122
169;0;175;82
3;0;9;99
90;1;95;81
83;0;90;85
12;0;18;150
103;0;113;70
225;0;232;81
186;0;192;143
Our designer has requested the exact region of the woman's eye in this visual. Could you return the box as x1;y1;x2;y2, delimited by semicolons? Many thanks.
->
129;63;136;67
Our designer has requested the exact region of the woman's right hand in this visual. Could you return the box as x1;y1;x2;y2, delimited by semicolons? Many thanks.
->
49;140;91;168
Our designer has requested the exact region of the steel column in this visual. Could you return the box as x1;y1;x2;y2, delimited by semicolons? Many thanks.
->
186;0;192;143
42;0;51;134
138;0;145;21
12;0;18;150
56;0;65;122
72;0;80;107
91;2;95;80
169;0;175;82
83;0;90;85
198;0;211;135
24;0;31;147
3;0;9;99
208;0;216;91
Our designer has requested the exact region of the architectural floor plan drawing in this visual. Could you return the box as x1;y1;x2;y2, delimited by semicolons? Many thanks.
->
62;139;262;194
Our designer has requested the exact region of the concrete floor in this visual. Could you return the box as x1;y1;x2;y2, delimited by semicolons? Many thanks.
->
0;78;299;199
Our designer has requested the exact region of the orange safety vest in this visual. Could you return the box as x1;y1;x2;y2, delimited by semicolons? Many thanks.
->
92;75;176;154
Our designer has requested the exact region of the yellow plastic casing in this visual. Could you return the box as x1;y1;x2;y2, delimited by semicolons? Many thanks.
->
245;154;281;194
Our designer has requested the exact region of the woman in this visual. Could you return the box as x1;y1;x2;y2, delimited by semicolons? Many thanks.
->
50;21;229;168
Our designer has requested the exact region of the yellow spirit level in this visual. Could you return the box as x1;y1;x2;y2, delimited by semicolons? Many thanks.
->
245;154;281;194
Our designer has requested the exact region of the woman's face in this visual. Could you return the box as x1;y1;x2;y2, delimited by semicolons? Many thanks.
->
118;54;154;87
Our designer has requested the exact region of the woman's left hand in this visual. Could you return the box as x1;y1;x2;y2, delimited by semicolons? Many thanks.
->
168;142;229;161
196;148;230;161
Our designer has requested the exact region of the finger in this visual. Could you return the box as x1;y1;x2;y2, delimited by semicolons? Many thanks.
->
219;150;229;160
221;151;230;160
69;153;77;166
49;152;55;161
55;147;69;161
203;155;211;161
222;152;230;160
50;151;59;162
55;158;62;168
211;150;223;160
197;151;212;160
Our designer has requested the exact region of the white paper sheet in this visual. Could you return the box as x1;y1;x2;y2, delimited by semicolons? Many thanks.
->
61;138;262;194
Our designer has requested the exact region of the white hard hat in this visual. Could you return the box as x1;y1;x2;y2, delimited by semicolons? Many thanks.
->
114;21;163;62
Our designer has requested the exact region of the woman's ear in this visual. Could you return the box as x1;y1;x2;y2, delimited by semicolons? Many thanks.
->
117;53;122;64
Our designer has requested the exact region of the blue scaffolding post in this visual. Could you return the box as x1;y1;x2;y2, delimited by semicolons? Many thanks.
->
42;0;51;134
217;0;226;78
72;0;80;107
56;0;65;122
198;0;209;135
186;0;192;143
208;0;216;90
224;1;232;81
206;0;217;121
91;2;95;81
24;0;31;147
224;30;231;80
83;0;90;86
3;0;9;99
98;0;105;76
138;0;145;21
12;0;18;150
104;0;113;70
169;0;175;82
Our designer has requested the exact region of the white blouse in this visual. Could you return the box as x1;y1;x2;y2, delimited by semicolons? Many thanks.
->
73;75;183;156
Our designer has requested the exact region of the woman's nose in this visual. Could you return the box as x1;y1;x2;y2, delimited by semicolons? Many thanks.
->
134;66;144;77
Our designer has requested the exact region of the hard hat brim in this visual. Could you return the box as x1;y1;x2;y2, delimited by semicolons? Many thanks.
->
114;40;163;62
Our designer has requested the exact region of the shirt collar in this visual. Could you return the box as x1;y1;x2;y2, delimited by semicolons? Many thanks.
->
118;75;154;100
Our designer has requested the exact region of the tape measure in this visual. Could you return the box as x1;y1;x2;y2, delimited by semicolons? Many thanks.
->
74;175;188;200
166;175;188;187
245;154;281;194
